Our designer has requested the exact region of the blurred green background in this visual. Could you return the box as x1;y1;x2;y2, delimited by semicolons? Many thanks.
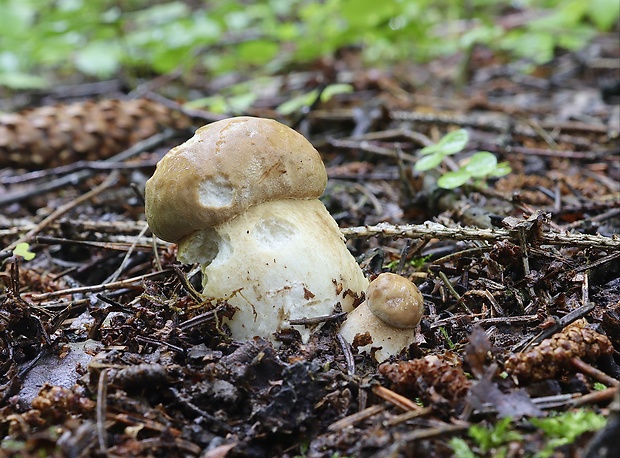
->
0;0;618;91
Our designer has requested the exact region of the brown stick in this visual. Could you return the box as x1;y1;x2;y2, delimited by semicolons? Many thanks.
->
570;357;620;387
5;171;118;253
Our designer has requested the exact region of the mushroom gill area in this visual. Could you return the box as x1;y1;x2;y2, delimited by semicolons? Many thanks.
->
178;199;369;343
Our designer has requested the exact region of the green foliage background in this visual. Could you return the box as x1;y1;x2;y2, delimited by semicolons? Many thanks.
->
0;0;618;89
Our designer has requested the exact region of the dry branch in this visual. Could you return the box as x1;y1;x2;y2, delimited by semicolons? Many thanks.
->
341;221;620;249
2;219;618;252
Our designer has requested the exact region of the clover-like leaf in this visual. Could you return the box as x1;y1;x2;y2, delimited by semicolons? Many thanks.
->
464;151;498;177
437;170;471;189
414;152;444;172
491;161;512;178
320;83;353;102
419;143;442;156
276;89;319;115
13;242;35;261
436;129;469;155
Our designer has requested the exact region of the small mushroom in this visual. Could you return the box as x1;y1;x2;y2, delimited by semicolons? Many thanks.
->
145;117;368;343
339;273;424;362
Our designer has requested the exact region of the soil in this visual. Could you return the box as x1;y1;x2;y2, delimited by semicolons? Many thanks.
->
1;32;619;458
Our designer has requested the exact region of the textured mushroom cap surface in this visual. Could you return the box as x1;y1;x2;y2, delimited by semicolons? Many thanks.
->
367;273;423;329
145;117;327;243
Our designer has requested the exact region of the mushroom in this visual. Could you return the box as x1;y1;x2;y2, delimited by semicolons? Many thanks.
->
145;116;368;343
339;273;424;362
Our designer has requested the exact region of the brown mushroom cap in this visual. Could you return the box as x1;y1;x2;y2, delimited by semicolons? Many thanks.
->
145;117;327;243
367;273;423;329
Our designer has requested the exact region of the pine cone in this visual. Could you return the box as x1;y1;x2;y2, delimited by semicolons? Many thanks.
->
0;98;192;169
379;353;471;401
504;319;613;383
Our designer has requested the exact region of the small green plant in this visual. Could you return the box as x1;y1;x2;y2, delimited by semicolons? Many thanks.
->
13;242;35;260
471;417;523;455
276;83;353;115
450;417;522;457
2;1;618;90
530;409;606;458
385;254;431;271
438;326;456;349
449;437;478;458
449;409;607;458
413;129;511;189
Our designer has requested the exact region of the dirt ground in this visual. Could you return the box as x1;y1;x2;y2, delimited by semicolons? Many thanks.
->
1;30;619;458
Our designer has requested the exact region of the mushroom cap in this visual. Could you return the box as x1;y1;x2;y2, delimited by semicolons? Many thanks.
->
366;273;423;329
145;117;327;243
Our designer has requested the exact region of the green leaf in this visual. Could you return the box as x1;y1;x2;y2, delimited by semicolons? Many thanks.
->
13;242;35;261
237;40;280;66
491;161;512;178
460;24;503;49
74;41;121;77
414;152;444;172
276;89;319;115
133;2;190;26
0;72;47;89
587;0;620;30
0;1;35;37
530;410;605;440
469;417;521;453
436;129;469;155
501;30;555;64
227;92;257;114
448;437;477;458
320;83;354;102
419;143;442;156
437;170;471;189
556;25;597;51
464;151;498;177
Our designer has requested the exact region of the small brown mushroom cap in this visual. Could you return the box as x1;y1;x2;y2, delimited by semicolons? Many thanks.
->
145;117;327;243
367;273;423;329
339;273;423;362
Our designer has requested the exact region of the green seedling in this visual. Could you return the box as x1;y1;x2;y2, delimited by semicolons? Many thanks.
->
414;129;511;189
276;83;353;115
530;410;606;458
450;417;522;458
385;254;431;271
450;409;607;458
438;326;455;349
13;242;35;260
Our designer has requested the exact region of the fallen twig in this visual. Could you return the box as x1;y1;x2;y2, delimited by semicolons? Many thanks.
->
0;130;175;206
371;385;422;412
25;270;173;301
327;404;387;432
570;357;620;387
5;171;119;252
340;222;620;249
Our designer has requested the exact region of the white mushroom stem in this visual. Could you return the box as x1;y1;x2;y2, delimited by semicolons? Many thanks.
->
339;301;418;363
178;199;369;343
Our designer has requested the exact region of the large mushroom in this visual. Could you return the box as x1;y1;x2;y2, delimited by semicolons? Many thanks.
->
145;117;368;343
339;273;424;362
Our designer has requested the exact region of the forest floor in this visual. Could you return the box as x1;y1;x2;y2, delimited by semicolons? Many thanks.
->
1;31;619;458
